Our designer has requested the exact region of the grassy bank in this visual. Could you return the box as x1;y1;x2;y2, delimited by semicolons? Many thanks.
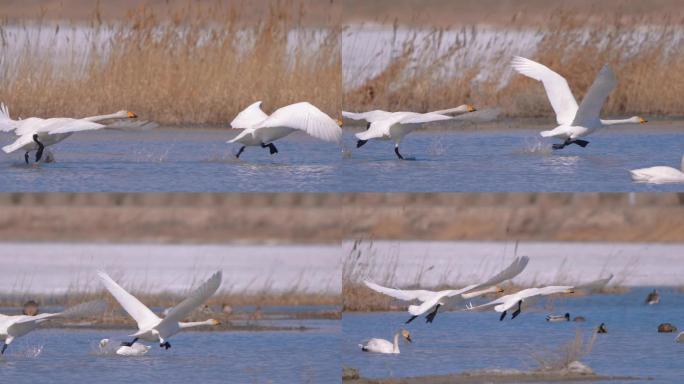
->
0;1;341;125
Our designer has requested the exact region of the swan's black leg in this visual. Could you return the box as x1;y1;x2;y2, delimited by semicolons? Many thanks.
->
365;122;371;130
356;140;368;148
572;139;589;148
405;315;418;324
511;300;523;319
1;343;7;355
235;146;246;158
160;341;171;349
261;143;278;154
24;152;30;164
33;134;44;162
552;138;571;150
394;145;404;160
425;304;441;323
121;337;138;347
499;310;507;321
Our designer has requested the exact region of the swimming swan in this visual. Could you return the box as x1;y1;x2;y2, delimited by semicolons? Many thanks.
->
359;329;412;354
99;338;151;356
364;256;529;323
0;105;142;163
97;271;222;350
0;300;105;354
630;155;684;184
466;286;575;320
511;57;646;150
228;101;342;158
347;105;476;159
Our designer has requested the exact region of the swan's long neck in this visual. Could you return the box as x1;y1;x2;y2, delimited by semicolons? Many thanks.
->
83;113;125;122
393;332;400;353
178;319;216;329
462;286;497;299
600;118;638;126
430;105;467;115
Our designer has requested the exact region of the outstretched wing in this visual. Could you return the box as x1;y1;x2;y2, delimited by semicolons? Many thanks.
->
257;102;341;143
0;103;18;132
471;256;530;291
342;110;393;123
2;134;34;154
42;119;107;135
363;280;435;302
162;271;222;324
230;101;269;129
10;300;106;331
511;56;579;125
571;65;617;127
97;271;161;330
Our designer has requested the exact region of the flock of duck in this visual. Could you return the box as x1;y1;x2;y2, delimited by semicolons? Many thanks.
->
358;256;681;355
0;271;222;356
0;57;682;183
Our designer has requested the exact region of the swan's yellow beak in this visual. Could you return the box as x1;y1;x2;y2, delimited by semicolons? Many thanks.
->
127;111;138;118
336;119;343;126
210;319;221;325
402;330;412;343
566;289;576;294
467;104;477;113
638;117;647;124
496;287;505;293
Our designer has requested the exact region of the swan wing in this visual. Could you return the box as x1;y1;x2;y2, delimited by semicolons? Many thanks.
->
363;281;435;302
511;56;578;125
471;256;530;291
465;296;506;312
571;65;617;127
11;300;106;329
43;119;107;135
161;271;222;324
230;101;269;129
0;103;18;132
342;110;393;123
256;102;341;143
2;134;35;154
97;271;161;330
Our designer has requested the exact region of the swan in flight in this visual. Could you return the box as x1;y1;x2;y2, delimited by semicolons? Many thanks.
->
228;101;342;158
0;104;145;163
0;300;105;354
466;285;575;321
364;256;529;323
99;338;151;356
359;329;411;354
346;105;476;159
630;155;684;184
97;270;222;350
511;57;647;150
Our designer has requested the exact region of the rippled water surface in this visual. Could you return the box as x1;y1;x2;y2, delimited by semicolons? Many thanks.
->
343;288;684;383
1;126;683;192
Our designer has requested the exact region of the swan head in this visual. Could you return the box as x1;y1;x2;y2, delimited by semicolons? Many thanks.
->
208;318;221;326
401;329;412;343
126;111;138;118
494;286;505;294
466;104;477;113
336;119;343;126
633;116;647;124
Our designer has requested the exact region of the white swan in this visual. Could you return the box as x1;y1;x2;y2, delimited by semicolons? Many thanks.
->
348;105;476;159
0;105;141;163
511;57;647;150
630;155;684;184
97;271;222;350
343;105;475;126
99;338;151;356
359;329;411;354
228;101;342;158
364;256;529;323
466;285;575;321
0;300;105;354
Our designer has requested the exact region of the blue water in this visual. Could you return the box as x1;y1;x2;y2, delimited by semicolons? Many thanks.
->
1;126;683;192
343;288;684;383
0;324;340;384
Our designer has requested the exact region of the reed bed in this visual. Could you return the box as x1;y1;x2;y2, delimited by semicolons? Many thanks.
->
0;1;341;125
344;11;684;118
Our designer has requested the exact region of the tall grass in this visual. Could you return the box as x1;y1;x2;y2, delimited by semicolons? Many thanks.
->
0;1;341;125
344;11;684;118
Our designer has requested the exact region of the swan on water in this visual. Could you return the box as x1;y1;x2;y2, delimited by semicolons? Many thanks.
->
359;329;412;354
630;155;684;184
0;300;106;354
466;285;575;321
97;271;222;350
511;56;647;150
99;338;151;356
364;256;529;323
228;101;342;158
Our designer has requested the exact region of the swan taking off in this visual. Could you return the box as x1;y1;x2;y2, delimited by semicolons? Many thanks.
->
511;57;647;150
466;286;575;321
359;329;412;354
97;270;222;350
364;256;528;324
0;300;106;355
228;101;342;158
0;104;151;164
630;155;684;184
99;338;151;356
343;105;476;159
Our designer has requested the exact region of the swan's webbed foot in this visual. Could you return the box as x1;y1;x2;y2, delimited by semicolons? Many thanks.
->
425;304;441;324
405;315;418;324
365;122;371;130
573;139;589;148
261;143;278;155
121;337;138;347
235;146;246;158
356;139;368;148
33;134;45;162
499;310;507;321
394;145;405;160
160;341;171;350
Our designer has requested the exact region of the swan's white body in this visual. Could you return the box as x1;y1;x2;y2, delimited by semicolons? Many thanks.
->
630;155;684;184
359;330;411;354
97;271;222;348
99;338;151;356
511;57;646;147
365;256;528;321
466;286;575;318
0;105;140;162
0;300;105;354
228;101;342;155
343;105;474;124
